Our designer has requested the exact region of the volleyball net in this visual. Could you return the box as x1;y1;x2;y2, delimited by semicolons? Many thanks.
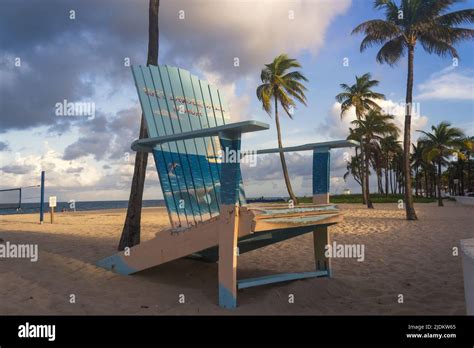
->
0;188;21;209
0;185;41;210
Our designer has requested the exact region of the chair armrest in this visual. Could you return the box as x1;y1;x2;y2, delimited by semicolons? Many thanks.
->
243;139;359;155
131;120;269;152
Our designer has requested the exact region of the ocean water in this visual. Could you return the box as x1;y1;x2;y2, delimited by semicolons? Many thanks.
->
0;200;166;215
0;197;286;216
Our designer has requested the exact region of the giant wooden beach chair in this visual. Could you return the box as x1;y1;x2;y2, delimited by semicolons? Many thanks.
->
97;64;357;309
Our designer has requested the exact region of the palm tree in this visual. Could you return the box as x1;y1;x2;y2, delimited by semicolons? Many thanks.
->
417;122;465;206
119;0;160;251
344;153;363;189
336;73;385;208
345;128;364;192
381;135;401;196
352;0;474;219
257;54;308;205
411;143;425;197
351;111;399;206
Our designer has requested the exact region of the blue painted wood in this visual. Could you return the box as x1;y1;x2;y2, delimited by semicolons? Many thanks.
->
131;65;269;227
219;283;236;309
191;225;318;262
237;271;328;289
248;140;359;155
313;150;330;196
219;132;242;206
131;121;268;151
132;66;262;227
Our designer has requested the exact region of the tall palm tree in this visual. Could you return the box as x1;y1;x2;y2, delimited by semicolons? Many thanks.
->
417;122;465;206
351;111;399;207
257;54;308;205
336;73;385;208
353;0;474;219
119;0;160;251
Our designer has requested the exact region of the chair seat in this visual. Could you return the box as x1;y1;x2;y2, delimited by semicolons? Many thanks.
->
189;204;342;262
247;203;342;232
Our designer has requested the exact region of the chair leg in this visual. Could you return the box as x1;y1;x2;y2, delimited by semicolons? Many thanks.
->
218;204;240;309
313;225;331;277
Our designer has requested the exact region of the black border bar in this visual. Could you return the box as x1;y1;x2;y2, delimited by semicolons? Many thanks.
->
0;315;473;345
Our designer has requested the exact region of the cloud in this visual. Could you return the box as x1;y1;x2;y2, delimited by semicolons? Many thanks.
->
0;164;35;175
0;0;147;133
320;99;429;142
416;68;474;100
160;0;351;82
0;144;102;190
62;107;141;161
0;141;10;151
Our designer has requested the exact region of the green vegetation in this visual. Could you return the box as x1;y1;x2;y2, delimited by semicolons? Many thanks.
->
352;0;474;220
298;194;436;204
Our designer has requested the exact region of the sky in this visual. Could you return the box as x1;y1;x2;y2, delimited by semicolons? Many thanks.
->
0;0;473;202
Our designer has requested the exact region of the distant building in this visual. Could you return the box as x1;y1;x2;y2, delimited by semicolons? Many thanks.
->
343;189;351;195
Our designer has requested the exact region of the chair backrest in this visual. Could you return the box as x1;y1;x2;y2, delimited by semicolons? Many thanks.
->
131;64;245;228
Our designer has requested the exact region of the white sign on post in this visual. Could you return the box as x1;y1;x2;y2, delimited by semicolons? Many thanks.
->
49;196;57;208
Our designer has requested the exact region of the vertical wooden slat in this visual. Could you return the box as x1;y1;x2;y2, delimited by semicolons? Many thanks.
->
177;68;213;221
132;66;181;227
158;65;197;226
165;66;203;224
312;147;331;275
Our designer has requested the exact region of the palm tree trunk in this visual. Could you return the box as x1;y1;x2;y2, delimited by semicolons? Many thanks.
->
360;140;367;204
414;168;418;197
364;140;373;208
390;165;393;194
385;158;389;197
424;170;428;197
403;45;418;220
274;97;298;205
468;156;472;192
118;0;159;251
437;161;443;207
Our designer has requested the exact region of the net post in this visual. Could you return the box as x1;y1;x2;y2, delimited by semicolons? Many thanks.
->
40;171;45;224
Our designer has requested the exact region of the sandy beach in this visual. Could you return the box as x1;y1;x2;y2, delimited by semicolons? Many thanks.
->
0;202;472;315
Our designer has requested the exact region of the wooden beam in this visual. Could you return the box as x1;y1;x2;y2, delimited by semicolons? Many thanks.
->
218;133;242;309
238;271;328;289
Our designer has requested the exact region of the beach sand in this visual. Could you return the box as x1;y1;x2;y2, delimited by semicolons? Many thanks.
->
0;201;472;315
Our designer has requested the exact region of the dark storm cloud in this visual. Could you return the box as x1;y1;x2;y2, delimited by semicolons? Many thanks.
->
62;107;141;161
0;0;148;132
65;167;84;174
1;164;35;174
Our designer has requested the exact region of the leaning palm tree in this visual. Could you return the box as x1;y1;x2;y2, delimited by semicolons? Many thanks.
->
351;110;400;207
417;122;465;206
257;54;308;205
345;128;364;193
119;0;160;251
336;73;385;207
352;0;474;219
